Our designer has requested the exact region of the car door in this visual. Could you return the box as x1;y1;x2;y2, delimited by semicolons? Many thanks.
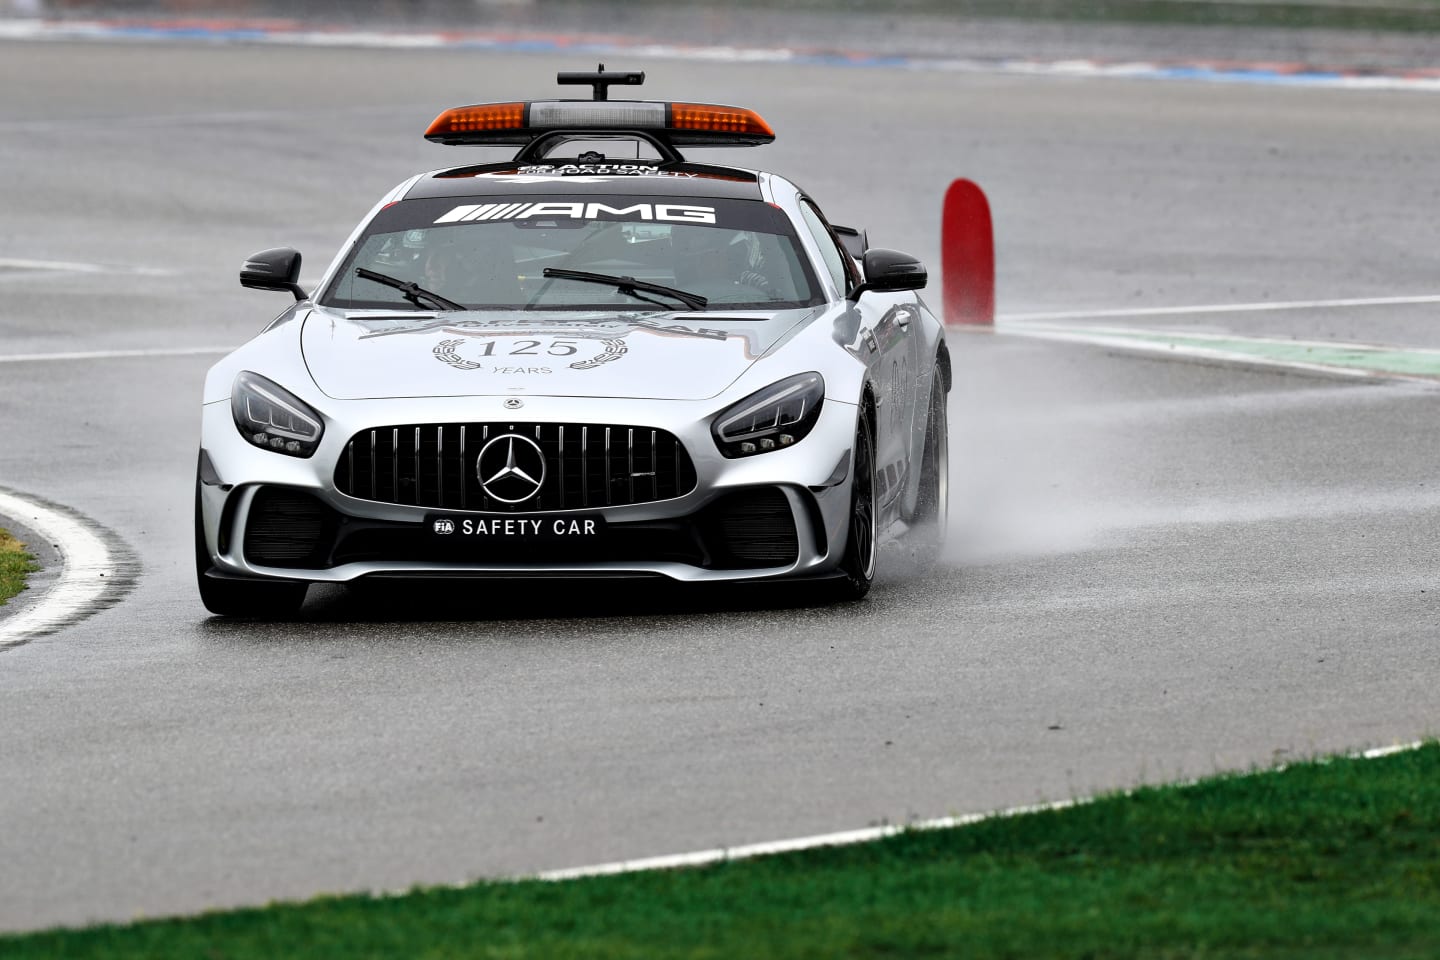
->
797;199;920;518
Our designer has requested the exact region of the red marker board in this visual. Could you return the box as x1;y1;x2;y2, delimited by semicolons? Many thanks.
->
941;178;995;326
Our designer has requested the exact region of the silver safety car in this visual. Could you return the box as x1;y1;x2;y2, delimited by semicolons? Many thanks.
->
196;68;950;615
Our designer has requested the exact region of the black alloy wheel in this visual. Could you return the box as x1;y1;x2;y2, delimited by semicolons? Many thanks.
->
195;474;308;618
831;402;878;601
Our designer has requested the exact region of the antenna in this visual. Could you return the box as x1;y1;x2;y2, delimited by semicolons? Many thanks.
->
556;64;645;102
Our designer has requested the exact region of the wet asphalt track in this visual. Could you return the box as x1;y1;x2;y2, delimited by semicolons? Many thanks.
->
1;41;1438;930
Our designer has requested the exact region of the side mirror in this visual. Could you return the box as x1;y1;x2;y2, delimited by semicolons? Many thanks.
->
848;248;927;301
240;247;306;301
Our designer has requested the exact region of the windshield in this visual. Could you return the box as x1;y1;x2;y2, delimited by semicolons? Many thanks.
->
322;194;822;311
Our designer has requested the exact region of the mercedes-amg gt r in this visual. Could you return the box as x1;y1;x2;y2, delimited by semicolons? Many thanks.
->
196;67;950;615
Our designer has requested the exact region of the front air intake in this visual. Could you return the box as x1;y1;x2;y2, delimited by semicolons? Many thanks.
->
243;487;331;568
703;488;798;569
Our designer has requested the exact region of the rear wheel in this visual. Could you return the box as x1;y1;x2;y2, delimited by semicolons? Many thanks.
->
828;403;878;602
910;372;949;565
195;477;307;617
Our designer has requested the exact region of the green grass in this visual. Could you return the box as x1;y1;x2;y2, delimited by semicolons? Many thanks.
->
6;743;1439;958
0;527;38;606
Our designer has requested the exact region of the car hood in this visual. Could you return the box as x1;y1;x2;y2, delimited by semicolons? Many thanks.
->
300;307;814;401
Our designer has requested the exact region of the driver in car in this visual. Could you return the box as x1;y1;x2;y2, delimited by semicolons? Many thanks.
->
672;227;774;297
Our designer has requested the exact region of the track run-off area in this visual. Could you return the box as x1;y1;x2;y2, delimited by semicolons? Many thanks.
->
1;30;1438;931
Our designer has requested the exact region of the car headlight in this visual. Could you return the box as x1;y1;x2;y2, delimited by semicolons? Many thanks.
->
231;371;324;458
713;372;824;458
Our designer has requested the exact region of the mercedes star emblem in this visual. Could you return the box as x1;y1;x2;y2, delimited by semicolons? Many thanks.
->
476;434;546;504
504;398;524;410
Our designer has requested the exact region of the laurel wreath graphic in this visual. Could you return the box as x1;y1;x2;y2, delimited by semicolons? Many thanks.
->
434;338;482;371
570;338;629;370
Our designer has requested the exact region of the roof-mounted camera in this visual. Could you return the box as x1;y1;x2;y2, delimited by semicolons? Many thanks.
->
556;64;646;102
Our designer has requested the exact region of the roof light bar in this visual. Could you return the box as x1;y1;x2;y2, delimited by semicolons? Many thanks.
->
424;100;775;148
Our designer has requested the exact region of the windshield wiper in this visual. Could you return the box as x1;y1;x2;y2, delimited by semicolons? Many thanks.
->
355;267;465;312
541;268;708;312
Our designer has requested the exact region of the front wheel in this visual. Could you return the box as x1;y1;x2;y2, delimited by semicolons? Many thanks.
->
828;403;878;602
195;478;307;617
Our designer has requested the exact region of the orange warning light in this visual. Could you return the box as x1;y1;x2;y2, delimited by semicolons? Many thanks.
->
425;103;527;138
670;103;774;138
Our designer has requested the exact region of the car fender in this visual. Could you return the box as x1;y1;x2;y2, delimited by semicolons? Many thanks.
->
202;309;320;407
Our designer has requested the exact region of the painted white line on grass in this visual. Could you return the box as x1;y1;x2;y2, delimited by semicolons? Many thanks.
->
1362;742;1424;760
0;345;230;364
999;326;1398;381
1001;324;1372;372
998;323;1440;384
537;741;1425;882
1006;323;1440;355
0;488;124;649
1000;293;1440;323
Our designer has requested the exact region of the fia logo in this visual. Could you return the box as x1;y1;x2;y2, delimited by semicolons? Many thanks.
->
432;518;456;535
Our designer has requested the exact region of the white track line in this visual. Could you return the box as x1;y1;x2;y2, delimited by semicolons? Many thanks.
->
538;740;1425;882
538;800;1079;881
0;346;230;364
0;256;173;277
0;488;117;649
1000;293;1440;323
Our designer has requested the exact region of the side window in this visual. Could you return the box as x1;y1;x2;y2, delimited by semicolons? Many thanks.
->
798;200;855;297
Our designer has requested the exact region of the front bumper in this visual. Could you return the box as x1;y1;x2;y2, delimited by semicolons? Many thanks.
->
198;392;857;585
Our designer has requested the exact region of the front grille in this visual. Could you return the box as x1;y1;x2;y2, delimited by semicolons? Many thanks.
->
703;488;798;569
243;487;332;568
334;422;698;512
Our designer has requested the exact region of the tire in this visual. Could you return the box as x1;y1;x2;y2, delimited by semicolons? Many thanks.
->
910;371;950;566
195;477;307;617
829;402;878;602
